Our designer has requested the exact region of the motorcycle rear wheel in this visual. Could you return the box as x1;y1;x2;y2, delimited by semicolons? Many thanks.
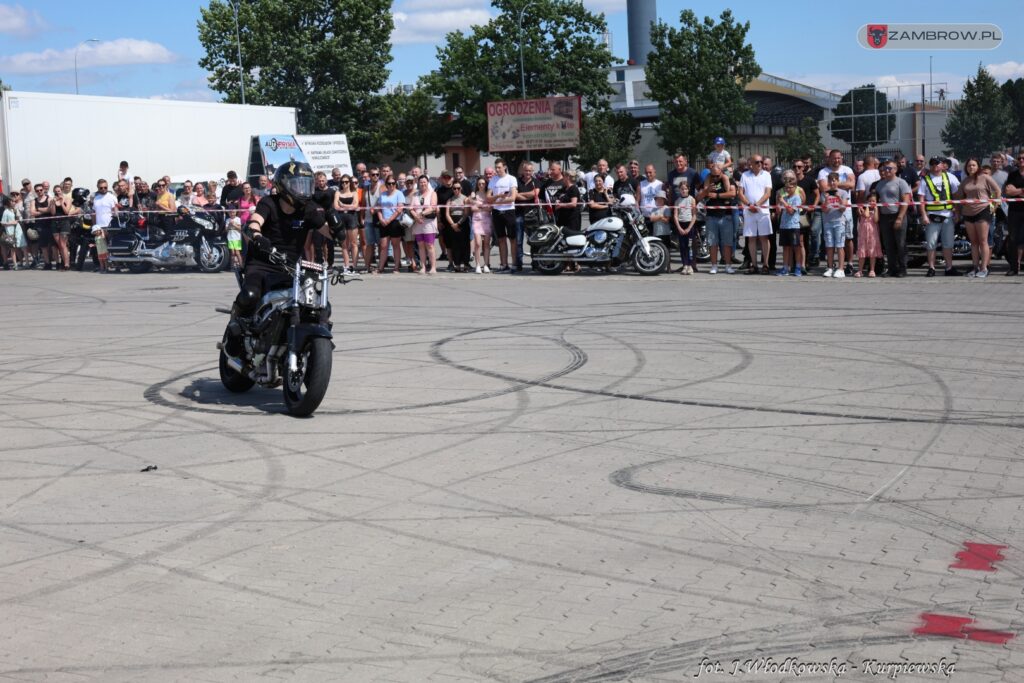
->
219;348;255;393
283;337;333;417
534;259;565;275
127;262;152;274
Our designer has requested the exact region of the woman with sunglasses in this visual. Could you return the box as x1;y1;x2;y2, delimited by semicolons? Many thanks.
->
374;175;406;274
336;176;360;273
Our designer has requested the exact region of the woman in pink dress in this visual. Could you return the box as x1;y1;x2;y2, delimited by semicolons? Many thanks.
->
470;176;492;273
856;191;882;277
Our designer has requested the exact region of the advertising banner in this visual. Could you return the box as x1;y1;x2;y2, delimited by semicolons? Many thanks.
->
487;96;581;152
249;134;306;181
296;134;353;176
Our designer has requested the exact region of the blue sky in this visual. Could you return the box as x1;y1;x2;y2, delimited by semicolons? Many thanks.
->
1;1;1021;102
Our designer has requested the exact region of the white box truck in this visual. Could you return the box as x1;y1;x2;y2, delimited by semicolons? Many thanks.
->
0;90;297;192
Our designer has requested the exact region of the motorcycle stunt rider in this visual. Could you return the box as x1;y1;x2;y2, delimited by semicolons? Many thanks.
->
234;161;323;314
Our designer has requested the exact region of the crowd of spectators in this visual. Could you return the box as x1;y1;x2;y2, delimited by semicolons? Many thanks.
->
4;144;1022;278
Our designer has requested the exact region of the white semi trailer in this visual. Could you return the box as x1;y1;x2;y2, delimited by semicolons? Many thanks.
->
0;90;297;192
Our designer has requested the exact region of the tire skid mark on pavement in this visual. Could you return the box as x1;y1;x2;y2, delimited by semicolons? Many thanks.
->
525;599;1018;683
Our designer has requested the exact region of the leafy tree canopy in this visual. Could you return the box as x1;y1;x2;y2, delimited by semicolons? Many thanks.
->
423;0;615;169
198;0;393;154
942;65;1013;160
828;85;895;155
644;9;760;160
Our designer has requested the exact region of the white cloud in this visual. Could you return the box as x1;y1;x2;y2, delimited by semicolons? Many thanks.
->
0;38;177;75
0;3;46;35
986;61;1024;81
392;8;493;45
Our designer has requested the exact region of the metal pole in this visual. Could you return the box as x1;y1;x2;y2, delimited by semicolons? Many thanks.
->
231;1;246;104
929;56;933;103
518;1;536;161
74;39;100;95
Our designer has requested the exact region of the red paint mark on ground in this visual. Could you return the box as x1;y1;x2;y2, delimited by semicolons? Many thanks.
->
950;542;1007;571
916;613;1015;645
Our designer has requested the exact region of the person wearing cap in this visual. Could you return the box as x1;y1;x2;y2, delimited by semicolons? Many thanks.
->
708;137;733;173
220;170;244;206
918;156;960;277
649;190;671;239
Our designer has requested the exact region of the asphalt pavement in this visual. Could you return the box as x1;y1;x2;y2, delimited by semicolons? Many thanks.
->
0;267;1021;681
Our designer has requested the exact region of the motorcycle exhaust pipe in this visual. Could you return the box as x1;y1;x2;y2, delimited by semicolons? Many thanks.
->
225;355;246;374
530;254;606;263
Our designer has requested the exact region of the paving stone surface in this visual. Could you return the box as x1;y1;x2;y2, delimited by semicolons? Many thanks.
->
0;269;1021;681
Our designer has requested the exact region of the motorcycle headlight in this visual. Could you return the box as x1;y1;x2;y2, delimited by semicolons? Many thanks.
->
301;277;318;307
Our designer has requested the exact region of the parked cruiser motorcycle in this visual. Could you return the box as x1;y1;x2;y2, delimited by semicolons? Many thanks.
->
217;250;355;417
108;206;228;273
528;197;668;275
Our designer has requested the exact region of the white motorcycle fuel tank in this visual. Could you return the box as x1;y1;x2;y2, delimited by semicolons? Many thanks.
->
587;216;625;232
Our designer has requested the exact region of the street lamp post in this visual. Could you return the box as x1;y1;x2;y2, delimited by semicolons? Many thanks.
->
230;0;246;104
74;38;100;95
518;1;537;161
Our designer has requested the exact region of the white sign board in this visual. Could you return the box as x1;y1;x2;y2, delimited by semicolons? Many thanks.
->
295;134;352;176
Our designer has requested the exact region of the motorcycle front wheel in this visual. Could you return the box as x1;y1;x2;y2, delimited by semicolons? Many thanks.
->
197;243;228;273
283;337;333;417
633;241;668;276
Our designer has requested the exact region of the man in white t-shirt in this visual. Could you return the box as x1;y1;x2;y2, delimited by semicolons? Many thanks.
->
90;178;118;273
855;155;881;203
738;155;774;273
487;158;518;272
818;150;855;272
586;158;610;191
636;164;664;219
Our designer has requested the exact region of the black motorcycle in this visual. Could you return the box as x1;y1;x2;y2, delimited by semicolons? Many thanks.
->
107;207;228;273
528;199;668;275
217;250;355;417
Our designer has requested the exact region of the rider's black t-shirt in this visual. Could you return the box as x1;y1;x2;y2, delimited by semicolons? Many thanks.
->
251;195;304;262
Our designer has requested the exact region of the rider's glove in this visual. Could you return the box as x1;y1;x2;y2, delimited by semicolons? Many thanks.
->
252;233;273;253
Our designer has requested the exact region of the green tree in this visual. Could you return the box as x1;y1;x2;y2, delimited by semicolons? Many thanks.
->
644;9;760;161
774;117;824;166
368;88;452;166
1000;78;1024;149
942;65;1013;159
828;85;896;155
423;0;615;170
197;0;393;151
574;109;641;169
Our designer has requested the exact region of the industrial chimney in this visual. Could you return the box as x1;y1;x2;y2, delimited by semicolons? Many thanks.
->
626;0;657;66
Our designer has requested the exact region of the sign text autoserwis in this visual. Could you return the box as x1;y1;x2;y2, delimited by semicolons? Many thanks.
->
859;23;1002;50
487;96;581;152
